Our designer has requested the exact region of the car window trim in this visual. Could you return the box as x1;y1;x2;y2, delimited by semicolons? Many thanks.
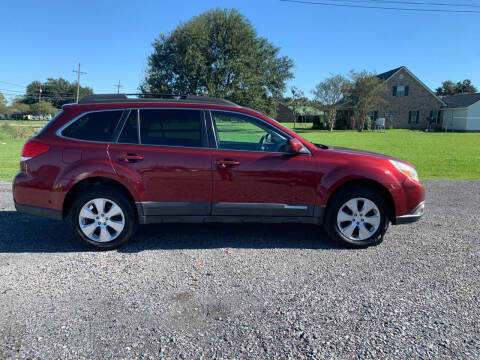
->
207;109;312;156
56;109;126;144
57;108;210;150
205;110;218;149
113;110;132;143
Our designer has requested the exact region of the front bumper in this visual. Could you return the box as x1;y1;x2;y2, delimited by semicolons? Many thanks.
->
395;201;425;225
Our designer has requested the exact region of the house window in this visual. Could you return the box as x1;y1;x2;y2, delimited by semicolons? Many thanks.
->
429;110;438;124
408;110;419;124
393;86;409;96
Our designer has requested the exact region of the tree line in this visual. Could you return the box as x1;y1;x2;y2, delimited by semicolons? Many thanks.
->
0;78;93;116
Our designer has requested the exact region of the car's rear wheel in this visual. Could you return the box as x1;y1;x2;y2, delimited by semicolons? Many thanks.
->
325;186;389;247
69;187;138;250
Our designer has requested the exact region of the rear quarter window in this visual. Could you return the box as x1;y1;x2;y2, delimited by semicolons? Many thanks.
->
61;110;123;142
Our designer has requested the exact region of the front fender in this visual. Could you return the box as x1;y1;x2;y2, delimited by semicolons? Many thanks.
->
319;163;408;217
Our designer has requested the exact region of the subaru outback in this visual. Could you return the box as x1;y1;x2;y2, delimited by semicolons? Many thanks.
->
13;94;425;250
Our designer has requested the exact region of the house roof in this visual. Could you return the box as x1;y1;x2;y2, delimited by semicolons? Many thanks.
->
442;93;480;108
377;66;404;81
377;66;447;106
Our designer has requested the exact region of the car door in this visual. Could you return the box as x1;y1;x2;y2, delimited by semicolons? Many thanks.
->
108;108;212;216
208;110;319;217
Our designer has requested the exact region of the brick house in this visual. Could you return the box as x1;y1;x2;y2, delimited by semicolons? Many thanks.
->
340;66;447;129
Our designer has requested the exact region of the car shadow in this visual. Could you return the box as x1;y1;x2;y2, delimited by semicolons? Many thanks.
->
0;211;346;253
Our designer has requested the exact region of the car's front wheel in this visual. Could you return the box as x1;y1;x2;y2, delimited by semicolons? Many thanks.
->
325;186;389;247
69;187;138;250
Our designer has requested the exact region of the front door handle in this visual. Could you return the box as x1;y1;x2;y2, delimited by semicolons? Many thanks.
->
216;159;240;168
120;153;144;163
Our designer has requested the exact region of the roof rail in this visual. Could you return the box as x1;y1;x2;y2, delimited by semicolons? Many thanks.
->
78;94;128;104
78;93;240;107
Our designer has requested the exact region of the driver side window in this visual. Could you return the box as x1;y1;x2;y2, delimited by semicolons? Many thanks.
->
211;111;287;152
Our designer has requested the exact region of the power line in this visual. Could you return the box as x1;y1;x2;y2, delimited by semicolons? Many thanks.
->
326;0;480;8
280;0;480;13
0;88;80;98
0;80;26;88
0;88;25;93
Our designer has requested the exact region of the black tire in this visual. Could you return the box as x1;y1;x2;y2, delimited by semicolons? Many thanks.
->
68;187;138;250
324;186;389;248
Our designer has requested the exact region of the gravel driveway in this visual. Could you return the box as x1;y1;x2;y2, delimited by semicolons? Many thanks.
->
1;180;479;359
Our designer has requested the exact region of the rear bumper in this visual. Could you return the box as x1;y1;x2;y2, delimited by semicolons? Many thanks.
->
394;201;425;225
15;202;62;221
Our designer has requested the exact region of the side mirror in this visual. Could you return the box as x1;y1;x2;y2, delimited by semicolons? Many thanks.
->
285;138;305;154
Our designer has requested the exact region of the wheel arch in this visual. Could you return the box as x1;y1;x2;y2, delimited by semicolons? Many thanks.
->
62;176;138;220
325;178;396;223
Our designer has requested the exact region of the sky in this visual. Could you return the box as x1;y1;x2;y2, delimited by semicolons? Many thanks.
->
1;0;479;102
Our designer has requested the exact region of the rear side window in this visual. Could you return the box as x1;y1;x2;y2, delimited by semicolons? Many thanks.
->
62;110;123;142
140;109;202;147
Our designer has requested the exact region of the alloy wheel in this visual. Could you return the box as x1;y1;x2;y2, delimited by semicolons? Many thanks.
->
336;197;381;241
78;198;125;243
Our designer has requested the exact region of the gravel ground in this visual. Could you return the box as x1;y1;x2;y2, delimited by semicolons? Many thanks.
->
1;180;479;359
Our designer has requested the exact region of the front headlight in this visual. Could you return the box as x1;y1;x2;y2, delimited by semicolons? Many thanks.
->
389;160;419;181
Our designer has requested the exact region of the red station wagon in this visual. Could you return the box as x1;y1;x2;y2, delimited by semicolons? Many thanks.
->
13;94;425;250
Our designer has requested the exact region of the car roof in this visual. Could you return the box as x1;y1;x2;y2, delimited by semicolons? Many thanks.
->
71;94;241;108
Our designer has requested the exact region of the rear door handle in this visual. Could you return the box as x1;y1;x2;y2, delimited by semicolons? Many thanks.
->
120;153;144;163
216;159;240;168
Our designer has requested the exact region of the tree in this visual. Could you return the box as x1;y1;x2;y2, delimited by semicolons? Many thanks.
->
141;8;294;117
286;87;307;129
454;79;477;94
8;101;29;115
0;92;8;114
23;78;93;108
312;74;349;131
347;70;386;132
29;101;58;116
435;79;478;96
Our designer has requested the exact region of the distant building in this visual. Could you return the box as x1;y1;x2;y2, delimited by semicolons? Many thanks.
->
339;66;447;129
441;93;480;131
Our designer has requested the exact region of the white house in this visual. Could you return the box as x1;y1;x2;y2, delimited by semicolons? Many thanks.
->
442;93;480;131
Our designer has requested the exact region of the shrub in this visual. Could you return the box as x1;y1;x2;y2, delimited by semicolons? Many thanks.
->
1;123;36;139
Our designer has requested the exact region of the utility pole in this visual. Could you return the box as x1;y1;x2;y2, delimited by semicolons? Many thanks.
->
114;80;123;94
38;84;42;103
72;63;87;103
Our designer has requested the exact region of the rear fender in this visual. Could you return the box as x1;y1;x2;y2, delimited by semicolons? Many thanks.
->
52;160;142;211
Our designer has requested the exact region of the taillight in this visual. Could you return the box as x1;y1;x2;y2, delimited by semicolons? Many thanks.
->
20;140;50;161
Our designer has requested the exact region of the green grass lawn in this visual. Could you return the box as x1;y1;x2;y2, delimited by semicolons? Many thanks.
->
0;120;49;127
290;128;480;180
0;121;478;181
0;136;27;181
